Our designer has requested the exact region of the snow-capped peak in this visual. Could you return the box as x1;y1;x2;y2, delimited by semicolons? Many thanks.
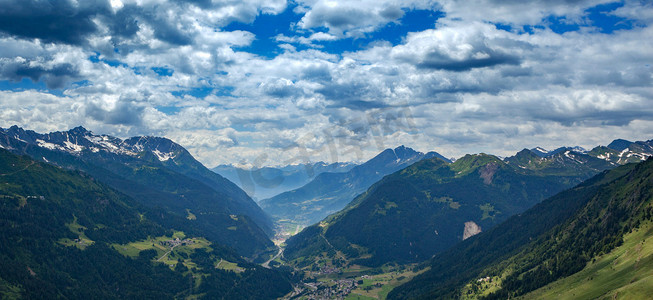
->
0;126;179;162
534;147;549;153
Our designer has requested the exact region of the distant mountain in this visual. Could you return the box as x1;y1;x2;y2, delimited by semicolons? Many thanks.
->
587;138;653;164
0;126;274;258
506;148;617;177
284;151;613;267
259;146;449;226
389;157;653;299
212;161;356;200
0;148;292;299
530;138;653;164
529;146;587;157
606;138;634;151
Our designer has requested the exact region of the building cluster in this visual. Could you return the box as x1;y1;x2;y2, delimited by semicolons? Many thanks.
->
295;278;358;300
160;238;194;248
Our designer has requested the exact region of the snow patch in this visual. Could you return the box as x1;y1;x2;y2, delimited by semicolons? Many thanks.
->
534;147;549;153
36;139;64;151
152;149;174;162
63;141;84;152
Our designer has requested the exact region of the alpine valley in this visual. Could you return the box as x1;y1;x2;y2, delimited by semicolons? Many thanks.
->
260;146;451;227
2;125;653;299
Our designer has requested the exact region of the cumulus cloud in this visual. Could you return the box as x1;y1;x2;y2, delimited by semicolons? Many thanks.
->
437;0;614;26
0;0;110;45
294;0;438;38
391;22;524;71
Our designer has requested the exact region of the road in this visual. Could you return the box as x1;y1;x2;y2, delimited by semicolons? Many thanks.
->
157;243;180;262
0;161;35;176
262;247;283;268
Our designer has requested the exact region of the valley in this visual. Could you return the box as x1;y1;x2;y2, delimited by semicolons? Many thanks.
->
2;0;653;298
1;125;653;299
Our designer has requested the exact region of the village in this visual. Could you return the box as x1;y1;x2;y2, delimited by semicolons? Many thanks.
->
287;278;358;299
159;237;195;248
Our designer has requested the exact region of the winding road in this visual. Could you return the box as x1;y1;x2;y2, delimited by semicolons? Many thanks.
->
262;247;283;268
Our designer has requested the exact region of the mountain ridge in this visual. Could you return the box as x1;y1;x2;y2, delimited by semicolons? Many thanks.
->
0;126;274;258
259;145;450;226
283;150;614;267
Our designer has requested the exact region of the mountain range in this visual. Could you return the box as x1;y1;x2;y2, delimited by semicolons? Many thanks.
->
0;126;273;259
2;124;652;299
531;138;653;164
259;145;451;226
212;161;356;201
283;149;616;267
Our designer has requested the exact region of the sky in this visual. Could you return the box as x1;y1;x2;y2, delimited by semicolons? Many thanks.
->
1;0;652;167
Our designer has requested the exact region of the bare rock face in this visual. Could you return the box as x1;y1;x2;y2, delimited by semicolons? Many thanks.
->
463;221;482;240
479;163;498;185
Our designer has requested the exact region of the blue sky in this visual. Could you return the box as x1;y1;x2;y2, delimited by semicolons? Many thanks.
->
0;0;652;166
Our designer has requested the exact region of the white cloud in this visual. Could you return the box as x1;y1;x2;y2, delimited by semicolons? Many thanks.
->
437;0;614;26
390;21;525;71
294;0;438;38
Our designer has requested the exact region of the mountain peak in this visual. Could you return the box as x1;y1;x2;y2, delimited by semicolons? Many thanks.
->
530;147;551;157
392;145;420;159
607;139;633;151
514;148;541;159
531;146;586;157
451;153;504;175
69;126;90;135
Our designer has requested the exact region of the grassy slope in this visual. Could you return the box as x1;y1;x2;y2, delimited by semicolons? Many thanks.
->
521;220;653;300
346;266;428;300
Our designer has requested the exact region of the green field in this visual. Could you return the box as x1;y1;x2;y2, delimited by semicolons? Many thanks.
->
522;220;653;300
215;259;245;273
346;266;427;300
57;215;95;249
112;231;216;268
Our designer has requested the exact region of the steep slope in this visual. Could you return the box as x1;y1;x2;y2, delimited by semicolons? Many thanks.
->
284;152;608;267
0;126;273;257
0;149;293;299
521;219;653;299
212;161;356;200
259;146;448;226
389;158;653;299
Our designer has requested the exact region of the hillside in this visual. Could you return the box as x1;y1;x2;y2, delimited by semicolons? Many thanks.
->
260;146;448;226
389;158;653;299
520;219;653;299
0;149;293;299
0;126;274;258
284;151;613;267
